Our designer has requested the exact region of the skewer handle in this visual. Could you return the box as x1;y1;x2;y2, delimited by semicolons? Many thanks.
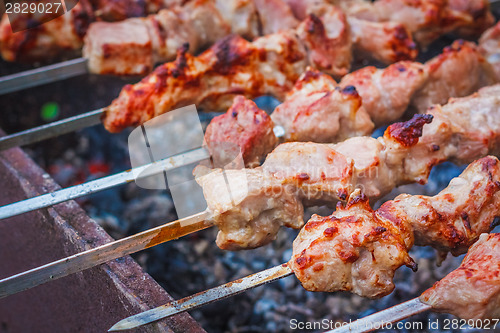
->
109;263;293;331
0;211;212;299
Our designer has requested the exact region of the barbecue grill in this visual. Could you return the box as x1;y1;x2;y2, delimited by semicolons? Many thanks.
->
1;1;500;332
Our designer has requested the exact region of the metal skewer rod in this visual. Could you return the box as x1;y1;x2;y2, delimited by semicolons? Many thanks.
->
109;264;293;332
326;298;432;333
0;146;211;220
0;108;104;151
0;104;283;152
0;211;213;299
108;269;432;332
0;57;88;95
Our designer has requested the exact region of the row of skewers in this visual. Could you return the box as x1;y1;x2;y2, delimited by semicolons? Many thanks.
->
0;0;496;91
1;0;500;331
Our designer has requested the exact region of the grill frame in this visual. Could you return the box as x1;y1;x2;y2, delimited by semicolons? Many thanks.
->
0;133;205;333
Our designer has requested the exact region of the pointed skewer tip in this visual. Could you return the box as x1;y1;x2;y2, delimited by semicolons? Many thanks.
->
108;319;134;331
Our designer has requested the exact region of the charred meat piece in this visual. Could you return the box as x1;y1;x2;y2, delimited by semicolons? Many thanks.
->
103;33;308;132
0;0;94;62
271;72;373;143
290;192;414;298
411;40;496;113
480;21;500;81
420;233;500;320
205;96;278;168
379;156;500;255
84;0;233;75
407;84;500;182
348;17;418;64
296;6;352;77
285;0;418;64
290;156;500;298
339;0;494;46
340;61;427;125
195;168;304;250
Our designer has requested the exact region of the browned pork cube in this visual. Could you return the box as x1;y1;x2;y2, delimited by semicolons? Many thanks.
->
420;233;500;320
205;96;278;168
83;19;153;75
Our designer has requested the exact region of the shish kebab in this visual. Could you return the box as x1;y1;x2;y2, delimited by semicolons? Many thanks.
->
1;12;499;153
0;0;391;93
1;84;500;298
206;39;495;167
329;233;500;333
0;38;494;220
0;0;186;93
0;0;492;93
108;156;500;331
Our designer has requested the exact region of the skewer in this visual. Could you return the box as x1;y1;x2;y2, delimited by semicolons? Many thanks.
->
0;211;212;299
0;146;211;219
0;108;103;151
109;263;293;332
326;298;431;333
0;58;88;95
107;269;430;332
0;120;286;220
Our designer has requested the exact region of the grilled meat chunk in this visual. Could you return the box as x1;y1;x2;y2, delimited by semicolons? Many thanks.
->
339;0;494;46
285;0;418;64
205;96;278;168
252;0;299;35
340;61;427;125
262;141;356;205
411;40;496;113
84;0;233;75
290;156;500;298
348;17;417;64
379;156;500;255
480;21;500;81
290;192;414;298
84;19;154;75
296;6;352;77
271;73;373;143
195;168;304;250
0;0;93;62
407;84;500;182
420;233;500;320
